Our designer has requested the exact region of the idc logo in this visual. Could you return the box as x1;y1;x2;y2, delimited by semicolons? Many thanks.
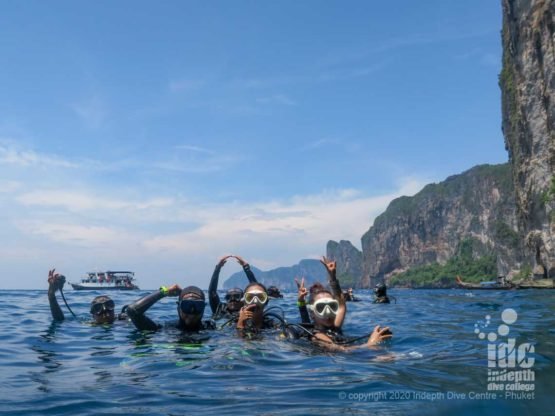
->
475;308;535;395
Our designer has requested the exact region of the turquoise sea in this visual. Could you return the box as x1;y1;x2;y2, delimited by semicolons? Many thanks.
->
0;289;553;415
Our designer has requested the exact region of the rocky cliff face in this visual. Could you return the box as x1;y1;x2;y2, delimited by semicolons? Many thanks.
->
500;0;555;278
326;240;363;286
359;164;523;287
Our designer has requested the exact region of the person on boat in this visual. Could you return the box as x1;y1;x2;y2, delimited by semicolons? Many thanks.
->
291;258;392;350
47;269;127;324
208;255;258;321
126;284;215;332
373;282;391;304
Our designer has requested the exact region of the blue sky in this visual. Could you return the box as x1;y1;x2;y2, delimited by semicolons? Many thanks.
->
0;1;507;289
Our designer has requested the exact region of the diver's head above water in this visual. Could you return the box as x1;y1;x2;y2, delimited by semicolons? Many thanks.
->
90;295;116;324
177;286;206;329
308;283;340;328
237;282;268;330
374;282;387;297
225;287;244;313
243;282;268;310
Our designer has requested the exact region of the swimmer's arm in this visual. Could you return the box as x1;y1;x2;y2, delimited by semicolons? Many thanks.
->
321;260;347;328
235;255;257;283
243;263;257;283
47;269;65;321
295;277;310;323
48;289;64;321
313;327;393;351
312;332;349;352
208;264;222;314
298;304;310;324
320;257;342;297
126;290;164;331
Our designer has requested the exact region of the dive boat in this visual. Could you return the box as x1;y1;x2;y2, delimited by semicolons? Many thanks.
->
455;275;515;290
70;271;139;290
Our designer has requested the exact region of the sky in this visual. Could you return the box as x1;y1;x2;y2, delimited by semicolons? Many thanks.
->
0;0;508;289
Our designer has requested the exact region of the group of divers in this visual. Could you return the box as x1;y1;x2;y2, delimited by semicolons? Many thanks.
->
48;255;393;350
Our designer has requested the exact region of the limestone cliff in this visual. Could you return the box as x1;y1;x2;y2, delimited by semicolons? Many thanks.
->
359;164;523;287
500;0;555;277
326;240;363;287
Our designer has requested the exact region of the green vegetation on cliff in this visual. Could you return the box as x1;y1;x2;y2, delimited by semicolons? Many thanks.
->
374;164;513;225
389;239;497;288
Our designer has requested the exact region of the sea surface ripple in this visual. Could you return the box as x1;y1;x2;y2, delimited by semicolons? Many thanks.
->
0;289;553;415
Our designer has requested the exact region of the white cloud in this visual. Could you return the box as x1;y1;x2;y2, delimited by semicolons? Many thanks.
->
0;142;79;168
142;179;427;256
16;190;175;213
0;137;429;289
15;220;138;247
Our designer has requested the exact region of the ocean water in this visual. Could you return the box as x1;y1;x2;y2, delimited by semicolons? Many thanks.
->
0;289;553;415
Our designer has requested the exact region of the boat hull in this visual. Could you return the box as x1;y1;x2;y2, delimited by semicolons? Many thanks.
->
70;283;139;291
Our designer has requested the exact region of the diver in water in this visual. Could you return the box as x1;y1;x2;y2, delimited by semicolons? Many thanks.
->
267;286;283;298
343;288;360;302
208;255;258;321
126;284;215;332
373;283;391;304
292;258;392;350
236;282;285;335
47;269;128;324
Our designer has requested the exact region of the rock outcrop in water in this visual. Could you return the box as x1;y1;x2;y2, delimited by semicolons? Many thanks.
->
223;259;328;291
500;0;555;278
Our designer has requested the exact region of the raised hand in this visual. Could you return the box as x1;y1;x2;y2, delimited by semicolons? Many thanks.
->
295;277;308;302
367;325;393;346
217;255;232;268
167;284;182;296
233;255;248;267
320;256;336;274
48;269;65;292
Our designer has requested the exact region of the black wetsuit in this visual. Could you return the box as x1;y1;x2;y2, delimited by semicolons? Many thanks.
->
126;290;215;332
373;296;390;304
343;291;360;302
238;310;285;338
209;263;258;320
